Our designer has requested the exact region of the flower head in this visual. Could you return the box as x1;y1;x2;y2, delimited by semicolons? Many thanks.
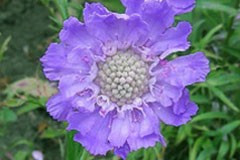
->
40;0;209;159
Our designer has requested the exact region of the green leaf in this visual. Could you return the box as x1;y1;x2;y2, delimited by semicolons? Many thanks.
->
207;73;240;86
191;112;229;123
176;125;191;144
217;141;229;160
41;128;66;139
207;85;239;112
0;36;11;62
4;98;25;108
229;134;237;158
17;102;42;115
53;0;69;20
221;46;240;60
14;151;29;160
65;131;83;160
197;147;215;160
0;107;17;123
49;16;62;27
80;150;90;160
198;24;222;49
218;120;240;136
191;19;205;43
206;120;240;137
143;148;157;160
197;1;238;17
191;94;209;104
100;0;124;13
189;137;206;160
11;139;34;148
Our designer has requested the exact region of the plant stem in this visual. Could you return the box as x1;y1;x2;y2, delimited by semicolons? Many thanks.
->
80;150;88;160
225;0;240;44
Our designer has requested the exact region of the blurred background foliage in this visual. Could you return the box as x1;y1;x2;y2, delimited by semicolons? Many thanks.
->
0;0;240;160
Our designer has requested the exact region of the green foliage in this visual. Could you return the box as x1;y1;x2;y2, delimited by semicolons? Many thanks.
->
0;34;11;62
0;107;17;123
65;131;85;160
0;0;240;159
13;151;29;160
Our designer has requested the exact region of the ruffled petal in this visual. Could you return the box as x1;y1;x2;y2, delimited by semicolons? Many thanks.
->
59;16;101;51
83;2;110;22
40;43;68;81
121;0;194;46
149;78;183;107
66;47;98;80
70;87;98;112
151;52;210;87
114;143;130;160
151;89;198;126
150;22;192;58
127;107;166;151
127;127;163;151
84;3;148;53
140;107;161;137
67;110;100;136
84;3;132;24
40;44;98;81
46;92;72;121
122;0;195;15
121;0;175;40
73;112;113;155
120;0;144;14
108;114;130;147
58;75;99;112
140;1;175;40
167;0;195;14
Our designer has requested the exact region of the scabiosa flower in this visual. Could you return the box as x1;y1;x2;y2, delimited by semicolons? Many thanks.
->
40;0;210;159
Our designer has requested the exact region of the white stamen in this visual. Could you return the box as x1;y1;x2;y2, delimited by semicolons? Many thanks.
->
96;51;149;106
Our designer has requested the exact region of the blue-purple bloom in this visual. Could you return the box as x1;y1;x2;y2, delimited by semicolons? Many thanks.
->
40;0;210;159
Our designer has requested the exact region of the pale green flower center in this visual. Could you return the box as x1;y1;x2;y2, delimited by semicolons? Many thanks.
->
96;51;149;106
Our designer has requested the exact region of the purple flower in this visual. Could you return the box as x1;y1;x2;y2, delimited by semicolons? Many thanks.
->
40;1;209;159
32;150;44;160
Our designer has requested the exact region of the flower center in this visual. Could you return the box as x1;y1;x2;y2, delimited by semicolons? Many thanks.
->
96;51;149;106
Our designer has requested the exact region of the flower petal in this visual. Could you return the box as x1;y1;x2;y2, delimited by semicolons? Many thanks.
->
66;47;98;80
151;22;192;58
46;75;99;121
84;3;148;53
40;44;98;81
151;52;210;87
40;43;68;81
127;129;163;151
73;112;113;155
59;16;101;50
46;92;72;121
108;114;130;147
83;2;110;22
140;1;175;40
67;110;100;136
149;78;183;107
167;0;195;14
58;75;99;112
139;106;160;137
126;107;166;151
122;0;195;15
121;0;175;40
151;89;198;126
120;0;144;14
114;143;130;160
